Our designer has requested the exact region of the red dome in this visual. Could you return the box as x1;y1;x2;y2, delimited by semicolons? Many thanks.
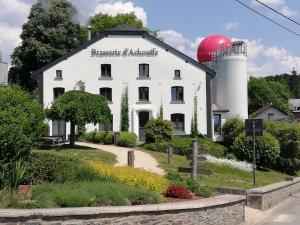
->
197;35;232;63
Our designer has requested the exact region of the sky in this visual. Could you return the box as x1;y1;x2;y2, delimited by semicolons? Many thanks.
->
0;0;300;77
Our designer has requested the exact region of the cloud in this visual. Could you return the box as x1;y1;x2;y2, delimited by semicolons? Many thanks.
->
224;22;240;31
280;6;297;17
158;29;300;77
251;0;285;7
94;1;147;25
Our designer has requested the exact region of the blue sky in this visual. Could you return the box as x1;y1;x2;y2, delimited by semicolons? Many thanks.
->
0;0;300;76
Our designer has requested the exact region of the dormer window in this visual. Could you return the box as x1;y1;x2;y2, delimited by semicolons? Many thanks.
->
55;70;62;80
101;64;111;77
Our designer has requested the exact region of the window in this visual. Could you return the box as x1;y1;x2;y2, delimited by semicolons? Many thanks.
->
213;114;221;133
268;113;274;120
100;88;112;102
139;64;149;77
174;70;181;78
139;87;149;102
56;70;62;79
53;87;65;100
171;113;185;132
99;114;113;131
171;86;184;102
101;64;111;77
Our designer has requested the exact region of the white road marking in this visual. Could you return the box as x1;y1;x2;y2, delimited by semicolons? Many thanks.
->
273;214;294;223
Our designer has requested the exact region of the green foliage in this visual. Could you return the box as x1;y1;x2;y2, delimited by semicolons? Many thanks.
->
264;121;300;159
120;87;129;131
273;157;300;175
165;172;213;198
12;182;163;208
104;132;115;144
89;13;145;37
248;77;291;114
9;0;82;91
143;141;170;153
8;161;27;190
0;86;44;189
145;118;173;143
83;131;97;142
232;132;280;168
199;137;226;158
47;90;111;146
23;152;107;185
159;103;164;119
266;70;300;98
118;132;137;147
222;118;245;149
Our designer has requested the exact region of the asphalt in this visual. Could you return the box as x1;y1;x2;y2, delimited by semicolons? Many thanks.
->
253;192;300;225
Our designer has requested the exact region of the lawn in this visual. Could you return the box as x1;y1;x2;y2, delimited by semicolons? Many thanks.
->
142;150;292;190
34;145;116;165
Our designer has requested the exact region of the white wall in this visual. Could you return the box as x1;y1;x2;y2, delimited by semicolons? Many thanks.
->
0;62;8;85
42;35;208;139
253;107;287;120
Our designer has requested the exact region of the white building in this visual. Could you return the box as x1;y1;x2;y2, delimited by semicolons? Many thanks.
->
32;24;248;141
0;52;8;85
32;24;216;141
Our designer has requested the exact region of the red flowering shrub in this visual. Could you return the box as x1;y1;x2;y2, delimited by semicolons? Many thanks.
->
165;184;192;199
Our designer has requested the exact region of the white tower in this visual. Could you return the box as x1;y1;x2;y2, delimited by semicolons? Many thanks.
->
214;41;248;119
0;51;9;86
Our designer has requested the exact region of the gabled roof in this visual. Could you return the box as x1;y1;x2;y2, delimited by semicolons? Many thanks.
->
212;103;229;113
31;24;216;79
250;105;288;118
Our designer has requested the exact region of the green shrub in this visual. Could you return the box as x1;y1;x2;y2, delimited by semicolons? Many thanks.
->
104;131;114;144
165;171;214;198
169;136;191;155
222;118;244;149
232;132;280;168
265;121;300;159
145;118;173;143
273;157;300;175
8;161;27;190
23;152;107;184
83;131;96;142
94;131;106;143
143;141;170;152
117;132;137;147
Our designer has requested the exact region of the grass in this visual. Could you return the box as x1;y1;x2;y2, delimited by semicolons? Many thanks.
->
34;145;116;165
7;182;163;208
142;149;293;190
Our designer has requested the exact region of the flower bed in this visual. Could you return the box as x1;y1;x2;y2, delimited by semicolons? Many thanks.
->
88;161;169;194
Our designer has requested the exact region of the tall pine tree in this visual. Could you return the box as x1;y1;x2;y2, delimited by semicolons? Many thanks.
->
9;0;82;91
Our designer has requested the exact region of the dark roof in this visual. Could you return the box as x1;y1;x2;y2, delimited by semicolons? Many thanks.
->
250;105;288;118
31;24;216;79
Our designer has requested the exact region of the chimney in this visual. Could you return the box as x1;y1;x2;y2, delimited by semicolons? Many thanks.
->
87;25;91;41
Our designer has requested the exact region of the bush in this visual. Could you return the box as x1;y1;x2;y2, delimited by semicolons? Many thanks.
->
104;131;114;144
169;136;191;155
94;131;106;143
143;141;170;152
232;132;280;168
165;184;192;199
117;132;137;147
265;121;300;159
88;161;169;194
83;131;96;142
199;137;226;158
165;171;214;198
145;118;173;143
222;118;244;149
23;152;107;185
83;131;114;145
273;157;300;175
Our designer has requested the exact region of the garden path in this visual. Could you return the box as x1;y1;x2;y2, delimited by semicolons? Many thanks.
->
76;142;165;175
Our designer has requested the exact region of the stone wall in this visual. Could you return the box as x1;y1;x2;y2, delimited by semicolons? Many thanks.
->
247;177;300;210
0;195;245;225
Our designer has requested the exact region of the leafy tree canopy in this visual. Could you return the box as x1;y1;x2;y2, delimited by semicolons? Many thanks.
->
47;90;111;146
9;0;82;91
88;13;153;37
248;77;291;114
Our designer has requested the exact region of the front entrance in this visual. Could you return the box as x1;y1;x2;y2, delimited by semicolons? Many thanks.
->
139;111;149;141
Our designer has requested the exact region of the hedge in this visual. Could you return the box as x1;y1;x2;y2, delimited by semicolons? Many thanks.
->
117;132;137;147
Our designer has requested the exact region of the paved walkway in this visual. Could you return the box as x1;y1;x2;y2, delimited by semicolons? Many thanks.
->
76;142;165;175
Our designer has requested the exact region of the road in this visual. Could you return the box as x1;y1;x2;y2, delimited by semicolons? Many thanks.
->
255;192;300;225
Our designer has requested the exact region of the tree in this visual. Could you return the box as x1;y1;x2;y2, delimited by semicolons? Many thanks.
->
89;13;145;37
145;118;173;143
0;86;45;188
120;87;129;131
9;0;82;91
248;77;291;114
47;90;111;146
